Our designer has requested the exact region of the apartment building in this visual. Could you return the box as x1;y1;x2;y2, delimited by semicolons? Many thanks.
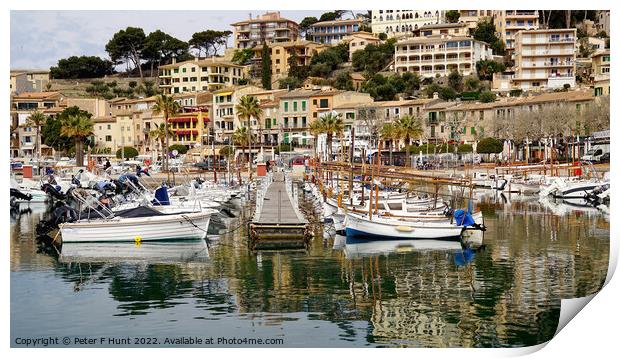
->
596;10;610;35
494;10;539;51
251;40;328;79
10;69;50;94
231;12;300;50
309;89;373;121
335;98;436;139
278;89;315;146
159;57;246;95
308;18;362;44
212;85;286;144
457;10;492;30
513;29;577;90
394;35;493;77
11;92;64;157
591;50;610;96
343;32;382;60
259;99;281;145
371;10;442;38
413;23;469;38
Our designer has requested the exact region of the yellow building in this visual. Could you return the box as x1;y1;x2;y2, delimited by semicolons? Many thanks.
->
251;40;328;79
591;50;610;96
159;57;246;95
494;10;540;52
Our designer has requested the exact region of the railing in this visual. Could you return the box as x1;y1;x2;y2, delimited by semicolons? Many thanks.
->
253;171;273;222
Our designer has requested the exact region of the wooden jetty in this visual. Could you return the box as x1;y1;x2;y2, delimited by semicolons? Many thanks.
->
249;172;310;250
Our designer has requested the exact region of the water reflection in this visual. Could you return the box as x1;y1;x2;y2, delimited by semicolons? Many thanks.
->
10;191;609;347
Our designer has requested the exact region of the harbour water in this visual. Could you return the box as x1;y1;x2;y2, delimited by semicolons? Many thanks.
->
10;192;609;347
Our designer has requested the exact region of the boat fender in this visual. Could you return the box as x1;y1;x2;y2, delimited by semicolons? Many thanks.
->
395;225;414;232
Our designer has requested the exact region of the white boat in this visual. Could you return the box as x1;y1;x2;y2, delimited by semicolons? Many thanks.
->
539;177;610;198
10;178;47;203
344;210;483;241
60;207;211;243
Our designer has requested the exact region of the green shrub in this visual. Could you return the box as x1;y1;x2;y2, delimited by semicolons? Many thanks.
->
116;146;139;159
168;144;188;155
477;137;503;154
458;144;473;153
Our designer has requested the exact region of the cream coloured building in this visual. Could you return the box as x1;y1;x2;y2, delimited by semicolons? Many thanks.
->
371;10;443;38
231;12;300;50
159;57;246;95
591;50;610;96
343;32;382;60
457;10;492;30
513;29;577;90
394;35;493;77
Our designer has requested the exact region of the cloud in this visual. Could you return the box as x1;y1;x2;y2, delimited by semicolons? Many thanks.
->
10;10;324;69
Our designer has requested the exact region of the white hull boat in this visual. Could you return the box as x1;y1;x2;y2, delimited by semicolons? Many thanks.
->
345;211;483;241
60;210;211;243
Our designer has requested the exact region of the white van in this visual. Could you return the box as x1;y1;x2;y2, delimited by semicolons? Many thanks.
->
582;143;610;162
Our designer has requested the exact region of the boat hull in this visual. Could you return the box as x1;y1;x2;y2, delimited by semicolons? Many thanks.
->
345;213;464;241
60;212;211;243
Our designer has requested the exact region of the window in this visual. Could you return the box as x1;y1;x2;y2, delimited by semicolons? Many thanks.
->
319;99;328;108
284;101;289;111
293;101;298;111
470;127;476;135
105;135;112;142
107;124;111;130
440;125;444;133
273;118;277;126
99;126;102;130
301;101;306;111
276;59;280;64
191;67;196;72
174;69;179;74
346;112;355;119
24;136;32;143
595;87;603;96
182;68;186;73
312;99;317;105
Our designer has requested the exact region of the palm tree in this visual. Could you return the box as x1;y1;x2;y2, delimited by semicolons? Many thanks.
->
149;122;173;158
26;110;47;159
380;122;397;166
232;126;252;169
152;94;180;177
235;95;263;170
309;119;324;159
395;115;423;167
60;114;94;167
319;113;344;159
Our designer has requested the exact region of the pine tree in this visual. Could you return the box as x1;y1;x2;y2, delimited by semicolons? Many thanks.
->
261;43;272;90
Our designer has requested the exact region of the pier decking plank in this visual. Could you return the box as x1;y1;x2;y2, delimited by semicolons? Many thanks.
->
255;172;308;224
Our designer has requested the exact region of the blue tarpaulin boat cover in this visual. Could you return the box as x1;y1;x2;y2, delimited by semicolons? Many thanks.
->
454;209;475;227
152;186;170;206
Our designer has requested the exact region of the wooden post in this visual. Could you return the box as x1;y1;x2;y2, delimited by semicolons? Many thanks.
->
349;128;355;206
375;142;381;215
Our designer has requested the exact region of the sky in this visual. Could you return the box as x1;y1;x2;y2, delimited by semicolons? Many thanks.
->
10;10;326;70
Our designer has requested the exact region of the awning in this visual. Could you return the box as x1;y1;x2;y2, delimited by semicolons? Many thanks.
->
217;91;233;96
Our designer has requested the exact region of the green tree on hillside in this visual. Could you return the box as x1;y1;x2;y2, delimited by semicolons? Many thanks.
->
105;27;147;80
50;56;115;79
261;43;272;90
473;20;505;55
445;10;460;23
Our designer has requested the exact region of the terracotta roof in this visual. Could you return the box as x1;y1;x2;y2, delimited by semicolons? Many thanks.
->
417;23;467;30
397;35;483;46
12;91;61;100
280;89;322;99
159;57;244;69
231;13;297;26
311;18;362;27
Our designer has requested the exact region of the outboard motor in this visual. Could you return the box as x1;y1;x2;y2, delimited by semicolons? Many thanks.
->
10;188;32;201
41;183;65;200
